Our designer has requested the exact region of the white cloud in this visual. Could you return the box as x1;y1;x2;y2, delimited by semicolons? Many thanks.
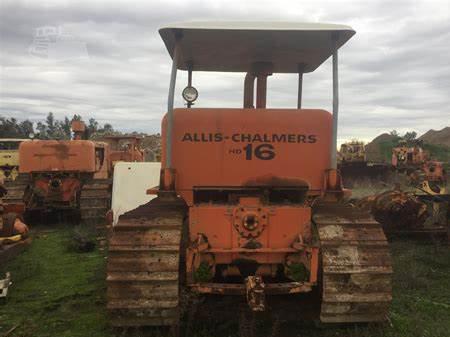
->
0;0;449;138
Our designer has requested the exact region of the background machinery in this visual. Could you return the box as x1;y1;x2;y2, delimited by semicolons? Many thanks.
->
391;140;427;175
107;22;392;330
19;121;112;224
0;139;29;182
100;135;144;165
338;140;389;185
0;139;30;206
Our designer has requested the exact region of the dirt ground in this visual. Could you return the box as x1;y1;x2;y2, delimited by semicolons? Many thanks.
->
1;224;449;337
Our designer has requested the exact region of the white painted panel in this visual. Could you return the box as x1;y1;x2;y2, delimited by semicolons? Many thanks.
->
111;162;161;225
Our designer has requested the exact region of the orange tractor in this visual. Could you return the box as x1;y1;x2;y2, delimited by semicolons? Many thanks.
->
392;142;447;194
100;135;144;165
107;22;392;329
391;142;427;173
19;121;112;223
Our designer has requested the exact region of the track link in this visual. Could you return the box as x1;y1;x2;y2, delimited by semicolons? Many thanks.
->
3;173;28;204
106;197;186;327
313;202;392;323
80;178;111;224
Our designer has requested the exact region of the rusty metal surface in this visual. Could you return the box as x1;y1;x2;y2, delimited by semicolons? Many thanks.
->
3;173;28;204
80;178;111;223
106;198;185;327
189;281;313;295
245;276;266;311
313;202;392;323
372;190;428;231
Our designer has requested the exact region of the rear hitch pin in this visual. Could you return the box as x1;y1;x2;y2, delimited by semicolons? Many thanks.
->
245;276;266;311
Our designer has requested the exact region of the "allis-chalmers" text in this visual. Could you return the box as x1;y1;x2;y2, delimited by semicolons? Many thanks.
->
181;133;317;143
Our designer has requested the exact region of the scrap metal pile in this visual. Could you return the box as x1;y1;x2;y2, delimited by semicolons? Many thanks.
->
356;188;449;236
0;178;30;267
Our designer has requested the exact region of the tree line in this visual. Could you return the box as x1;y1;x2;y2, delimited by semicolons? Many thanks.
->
0;113;115;139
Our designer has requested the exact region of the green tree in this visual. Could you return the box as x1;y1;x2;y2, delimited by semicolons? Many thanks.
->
46;112;57;137
59;117;72;139
403;131;417;143
389;130;399;137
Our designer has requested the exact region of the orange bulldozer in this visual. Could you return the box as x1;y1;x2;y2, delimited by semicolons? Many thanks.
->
106;22;393;332
18;120;112;224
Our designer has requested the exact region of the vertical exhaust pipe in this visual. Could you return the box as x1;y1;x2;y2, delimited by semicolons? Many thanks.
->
243;72;256;108
297;64;305;109
256;74;268;108
330;38;339;169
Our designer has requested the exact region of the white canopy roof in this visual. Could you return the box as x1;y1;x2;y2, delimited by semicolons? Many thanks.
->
159;21;355;73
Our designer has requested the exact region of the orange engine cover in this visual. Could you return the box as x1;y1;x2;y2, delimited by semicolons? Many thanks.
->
35;177;80;201
162;108;332;204
189;197;312;264
19;140;99;173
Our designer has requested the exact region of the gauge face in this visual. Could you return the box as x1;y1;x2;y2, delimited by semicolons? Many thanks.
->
182;86;198;103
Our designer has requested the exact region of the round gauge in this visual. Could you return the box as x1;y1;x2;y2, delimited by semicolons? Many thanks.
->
182;86;198;103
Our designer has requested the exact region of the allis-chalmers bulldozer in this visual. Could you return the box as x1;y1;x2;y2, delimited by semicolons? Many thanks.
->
107;22;392;329
338;140;389;185
19;121;112;223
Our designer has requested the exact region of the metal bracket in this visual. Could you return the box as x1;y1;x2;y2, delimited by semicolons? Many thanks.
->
245;276;266;311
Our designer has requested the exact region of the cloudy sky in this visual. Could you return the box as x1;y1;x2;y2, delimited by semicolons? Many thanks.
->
0;0;449;143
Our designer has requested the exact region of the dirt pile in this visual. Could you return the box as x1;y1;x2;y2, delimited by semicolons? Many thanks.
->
365;133;398;163
419;127;450;147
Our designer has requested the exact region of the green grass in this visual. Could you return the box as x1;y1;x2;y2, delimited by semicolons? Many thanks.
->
0;227;110;337
1;229;450;337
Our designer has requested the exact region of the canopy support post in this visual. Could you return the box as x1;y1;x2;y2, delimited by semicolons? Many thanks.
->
165;43;179;170
243;73;256;108
330;40;339;170
297;64;305;109
187;62;193;108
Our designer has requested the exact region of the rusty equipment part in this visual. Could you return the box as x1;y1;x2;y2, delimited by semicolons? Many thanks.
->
0;272;12;298
245;275;266;312
420;180;447;196
356;189;449;237
0;210;31;267
0;234;22;245
369;190;428;231
313;203;392;323
106;196;186;327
